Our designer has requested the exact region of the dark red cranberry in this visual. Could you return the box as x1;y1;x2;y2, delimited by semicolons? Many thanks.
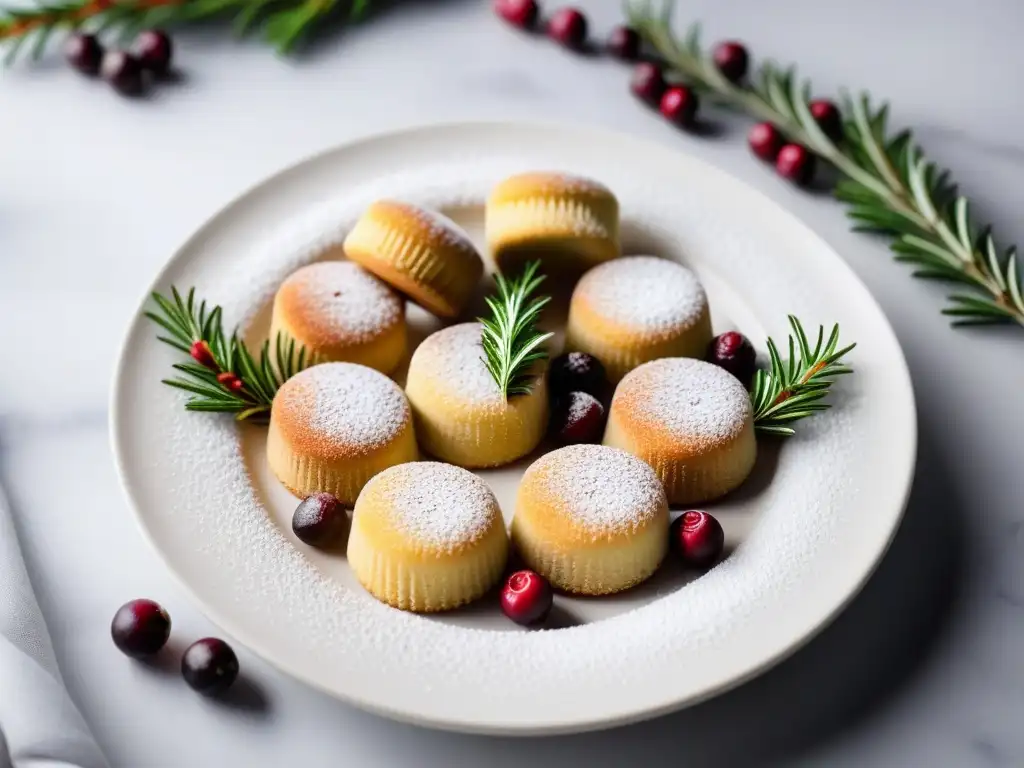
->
712;41;748;83
706;331;756;388
671;511;725;569
776;144;816;186
64;33;103;76
547;7;587;49
660;85;699;127
100;50;145;96
135;30;173;75
493;0;538;29
748;122;784;161
548;351;607;399
809;99;843;143
182;638;239;695
111;599;171;658
630;61;666;105
292;493;346;547
606;25;640;60
501;570;553;626
550;391;605;444
190;340;216;368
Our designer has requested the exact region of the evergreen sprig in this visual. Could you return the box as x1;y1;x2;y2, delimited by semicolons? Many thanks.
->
0;0;374;63
627;0;1024;328
750;316;855;437
146;286;310;420
478;260;554;399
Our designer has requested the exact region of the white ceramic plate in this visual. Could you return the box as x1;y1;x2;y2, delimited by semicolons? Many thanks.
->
111;121;915;735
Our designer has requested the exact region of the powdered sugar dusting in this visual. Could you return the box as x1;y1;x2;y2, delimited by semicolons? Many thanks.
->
409;322;505;407
369;462;499;550
399;202;477;250
528;445;666;534
576;256;707;333
619;358;751;443
285;261;402;341
126;151;882;724
287;363;409;446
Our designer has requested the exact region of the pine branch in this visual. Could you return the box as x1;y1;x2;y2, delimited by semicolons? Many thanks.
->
478;260;554;399
0;0;375;62
146;286;312;420
749;316;855;436
627;0;1024;328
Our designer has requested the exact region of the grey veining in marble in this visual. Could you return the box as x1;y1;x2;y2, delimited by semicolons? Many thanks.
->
3;0;1023;765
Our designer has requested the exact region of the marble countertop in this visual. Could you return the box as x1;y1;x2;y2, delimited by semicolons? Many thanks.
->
4;0;1023;765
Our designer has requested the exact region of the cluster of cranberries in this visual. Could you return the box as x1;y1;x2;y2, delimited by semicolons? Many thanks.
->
496;1;839;187
111;599;239;695
545;350;609;445
64;29;173;97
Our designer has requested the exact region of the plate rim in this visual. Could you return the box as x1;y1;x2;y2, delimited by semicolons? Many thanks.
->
109;118;917;735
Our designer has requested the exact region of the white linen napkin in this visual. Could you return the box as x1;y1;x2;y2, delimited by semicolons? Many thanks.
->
0;485;108;768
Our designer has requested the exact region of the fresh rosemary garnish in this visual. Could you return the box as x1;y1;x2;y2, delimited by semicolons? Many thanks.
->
478;260;554;399
146;286;311;421
627;0;1024;329
750;316;855;437
0;0;374;64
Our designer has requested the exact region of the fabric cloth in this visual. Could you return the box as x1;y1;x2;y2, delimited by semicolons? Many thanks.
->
0;486;107;768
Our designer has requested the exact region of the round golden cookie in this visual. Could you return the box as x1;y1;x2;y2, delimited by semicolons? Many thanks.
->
347;461;509;613
565;256;712;382
511;444;669;595
267;362;418;504
269;261;406;374
485;172;620;278
603;358;756;505
404;322;548;469
342;200;483;319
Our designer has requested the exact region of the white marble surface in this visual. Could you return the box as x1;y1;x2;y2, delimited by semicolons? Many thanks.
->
3;0;1023;765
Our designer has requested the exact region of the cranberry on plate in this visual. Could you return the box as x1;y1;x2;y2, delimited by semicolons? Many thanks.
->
671;510;725;569
501;570;553;626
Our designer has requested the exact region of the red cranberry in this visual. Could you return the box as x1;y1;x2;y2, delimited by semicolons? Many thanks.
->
671;511;725;569
706;331;756;388
550;391;605;444
64;33;103;76
607;25;640;60
809;99;843;143
501;570;553;626
493;0;538;29
748;122;784;161
182;638;239;695
548;351;607;399
712;41;748;83
292;493;346;547
776;144;816;186
100;50;145;96
630;62;666;105
111;599;171;658
660;85;699;127
135;30;173;75
216;372;244;392
190;340;217;368
547;7;587;49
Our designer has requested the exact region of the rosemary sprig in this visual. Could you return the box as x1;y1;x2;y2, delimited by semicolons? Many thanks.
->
145;286;311;420
0;0;375;63
627;0;1024;329
478;260;554;399
750;316;855;437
